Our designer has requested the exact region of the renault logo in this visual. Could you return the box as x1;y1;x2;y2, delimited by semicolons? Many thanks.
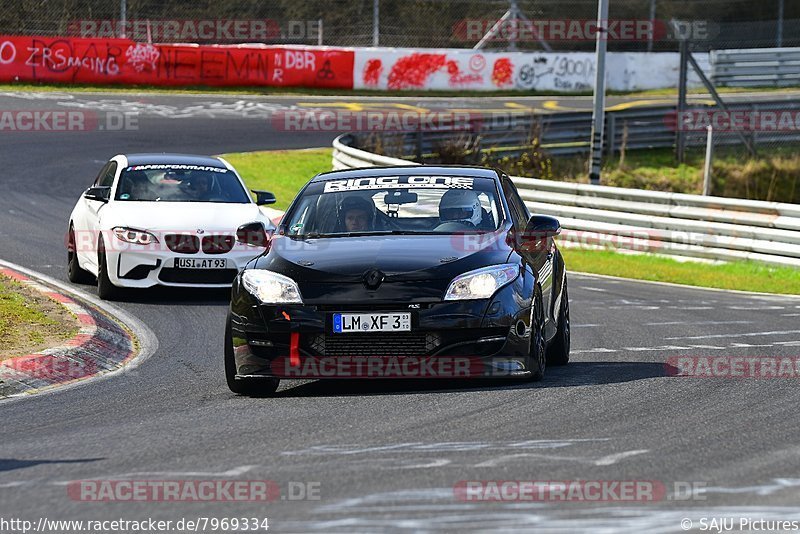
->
363;269;385;290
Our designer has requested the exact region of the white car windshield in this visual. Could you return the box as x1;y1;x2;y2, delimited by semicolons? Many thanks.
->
283;175;503;237
115;164;250;203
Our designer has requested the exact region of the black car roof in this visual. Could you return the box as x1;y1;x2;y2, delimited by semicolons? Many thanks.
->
123;153;225;167
311;165;501;182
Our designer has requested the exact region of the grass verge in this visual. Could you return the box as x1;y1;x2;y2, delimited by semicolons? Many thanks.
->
222;148;333;211
562;248;800;295
0;275;80;360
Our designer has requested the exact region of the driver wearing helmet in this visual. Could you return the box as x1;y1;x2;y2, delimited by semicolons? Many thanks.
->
438;189;483;228
338;195;376;232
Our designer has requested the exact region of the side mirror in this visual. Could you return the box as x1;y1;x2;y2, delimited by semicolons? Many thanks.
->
252;190;276;206
84;186;111;203
236;221;273;248
525;215;561;238
515;215;560;252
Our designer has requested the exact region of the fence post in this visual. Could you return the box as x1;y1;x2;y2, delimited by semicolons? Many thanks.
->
416;126;423;161
373;0;380;47
676;38;688;163
119;0;127;38
703;125;714;196
606;114;616;158
588;0;609;185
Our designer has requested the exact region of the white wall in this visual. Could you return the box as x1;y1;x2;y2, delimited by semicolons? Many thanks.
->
354;48;710;92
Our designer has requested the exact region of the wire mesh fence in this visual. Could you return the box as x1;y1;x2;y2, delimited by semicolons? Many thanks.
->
0;0;797;51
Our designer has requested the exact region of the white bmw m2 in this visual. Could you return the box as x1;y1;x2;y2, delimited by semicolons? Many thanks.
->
67;154;277;300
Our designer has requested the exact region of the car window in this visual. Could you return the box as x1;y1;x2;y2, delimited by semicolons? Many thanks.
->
115;164;250;203
283;175;502;237
93;162;112;186
98;162;117;187
502;178;529;231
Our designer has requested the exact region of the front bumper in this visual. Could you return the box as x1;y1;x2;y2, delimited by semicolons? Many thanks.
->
106;244;265;288
229;280;535;379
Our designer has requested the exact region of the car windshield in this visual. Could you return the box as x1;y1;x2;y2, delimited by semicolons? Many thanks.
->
115;164;251;203
283;175;503;237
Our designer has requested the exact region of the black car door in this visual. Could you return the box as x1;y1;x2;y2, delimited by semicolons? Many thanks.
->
501;176;554;327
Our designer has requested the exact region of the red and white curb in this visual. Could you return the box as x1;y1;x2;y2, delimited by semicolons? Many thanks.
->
0;261;156;400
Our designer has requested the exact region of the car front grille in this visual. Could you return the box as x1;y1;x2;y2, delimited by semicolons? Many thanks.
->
202;235;235;254
306;332;442;358
165;234;200;254
158;268;238;284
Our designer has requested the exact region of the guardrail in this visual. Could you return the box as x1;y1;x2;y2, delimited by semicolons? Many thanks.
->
711;48;800;88
341;98;800;162
332;133;800;268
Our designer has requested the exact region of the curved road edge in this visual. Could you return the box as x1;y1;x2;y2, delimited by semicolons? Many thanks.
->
0;259;158;403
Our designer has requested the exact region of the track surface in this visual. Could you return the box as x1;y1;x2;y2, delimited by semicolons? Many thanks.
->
1;92;800;532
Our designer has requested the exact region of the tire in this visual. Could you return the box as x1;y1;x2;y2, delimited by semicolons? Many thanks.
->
67;226;93;284
528;287;547;382
547;275;571;366
96;238;121;301
225;318;280;396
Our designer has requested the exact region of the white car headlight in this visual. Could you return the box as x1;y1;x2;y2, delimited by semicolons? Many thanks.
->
241;270;303;304
444;264;519;301
112;227;159;245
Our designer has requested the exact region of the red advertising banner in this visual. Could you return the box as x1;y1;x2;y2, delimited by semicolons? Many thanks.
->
0;36;354;89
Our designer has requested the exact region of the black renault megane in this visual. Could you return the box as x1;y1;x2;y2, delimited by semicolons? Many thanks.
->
225;165;570;395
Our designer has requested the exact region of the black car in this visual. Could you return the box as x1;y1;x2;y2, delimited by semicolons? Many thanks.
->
225;165;570;395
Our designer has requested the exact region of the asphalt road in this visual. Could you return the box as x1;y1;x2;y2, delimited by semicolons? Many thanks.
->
1;91;800;533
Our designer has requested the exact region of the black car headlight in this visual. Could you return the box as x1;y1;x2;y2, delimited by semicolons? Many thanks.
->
444;264;519;301
112;227;159;245
241;270;303;304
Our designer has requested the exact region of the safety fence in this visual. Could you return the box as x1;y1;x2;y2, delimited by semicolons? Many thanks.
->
332;134;800;267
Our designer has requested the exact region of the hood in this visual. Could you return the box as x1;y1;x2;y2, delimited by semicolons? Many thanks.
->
254;231;513;303
100;201;273;233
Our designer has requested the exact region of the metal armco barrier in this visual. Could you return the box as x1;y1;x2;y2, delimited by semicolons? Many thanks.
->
711;48;800;88
332;134;800;267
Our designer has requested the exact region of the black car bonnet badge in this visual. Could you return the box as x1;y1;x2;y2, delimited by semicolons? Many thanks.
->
363;269;385;289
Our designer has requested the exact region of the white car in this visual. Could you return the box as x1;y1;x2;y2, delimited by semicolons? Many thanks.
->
67;153;277;300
